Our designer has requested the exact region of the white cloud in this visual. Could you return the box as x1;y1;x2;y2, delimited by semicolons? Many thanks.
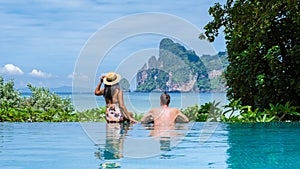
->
29;69;52;78
0;64;24;75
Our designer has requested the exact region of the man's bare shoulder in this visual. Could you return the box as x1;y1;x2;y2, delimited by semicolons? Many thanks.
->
151;107;163;111
141;107;162;123
168;107;181;113
149;107;164;115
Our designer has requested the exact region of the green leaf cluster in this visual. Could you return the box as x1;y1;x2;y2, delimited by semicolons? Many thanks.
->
181;99;300;122
181;101;222;122
76;107;144;122
0;76;76;122
222;99;300;122
0;77;22;108
76;107;106;122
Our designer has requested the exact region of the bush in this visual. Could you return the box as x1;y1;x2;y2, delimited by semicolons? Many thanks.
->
133;112;144;121
181;101;222;122
222;99;300;122
181;99;300;122
24;84;74;113
0;77;22;108
76;107;106;122
0;76;76;122
76;107;143;122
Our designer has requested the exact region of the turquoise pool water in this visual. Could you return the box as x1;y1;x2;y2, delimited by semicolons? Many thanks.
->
0;122;299;169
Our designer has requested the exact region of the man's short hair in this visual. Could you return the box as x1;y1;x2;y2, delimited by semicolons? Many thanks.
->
160;92;170;106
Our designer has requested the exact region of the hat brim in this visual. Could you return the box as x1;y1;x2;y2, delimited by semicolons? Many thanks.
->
103;74;121;85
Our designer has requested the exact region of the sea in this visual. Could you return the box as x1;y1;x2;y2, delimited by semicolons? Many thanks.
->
68;92;227;113
21;91;228;113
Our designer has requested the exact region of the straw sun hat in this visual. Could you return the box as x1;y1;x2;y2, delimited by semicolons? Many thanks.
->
103;72;121;85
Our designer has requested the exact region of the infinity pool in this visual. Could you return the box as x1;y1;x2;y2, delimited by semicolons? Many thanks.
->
1;122;299;169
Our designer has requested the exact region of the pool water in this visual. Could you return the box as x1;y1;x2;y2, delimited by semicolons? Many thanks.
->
0;122;299;169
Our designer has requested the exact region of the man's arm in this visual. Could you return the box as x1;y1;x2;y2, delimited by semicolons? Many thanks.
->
141;110;154;124
176;110;189;123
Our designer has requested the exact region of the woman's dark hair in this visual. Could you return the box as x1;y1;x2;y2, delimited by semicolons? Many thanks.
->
103;83;120;101
160;92;170;106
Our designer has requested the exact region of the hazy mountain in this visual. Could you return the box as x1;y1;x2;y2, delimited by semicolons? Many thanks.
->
18;86;91;94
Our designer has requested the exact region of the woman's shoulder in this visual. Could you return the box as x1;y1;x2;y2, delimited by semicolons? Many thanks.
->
116;88;123;94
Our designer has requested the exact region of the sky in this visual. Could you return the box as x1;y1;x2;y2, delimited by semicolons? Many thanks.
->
0;0;226;89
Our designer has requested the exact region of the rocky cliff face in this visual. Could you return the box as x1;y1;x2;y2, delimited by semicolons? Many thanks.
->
136;38;211;92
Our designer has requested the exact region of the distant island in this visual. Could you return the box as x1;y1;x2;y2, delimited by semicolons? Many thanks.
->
18;86;92;94
135;38;228;92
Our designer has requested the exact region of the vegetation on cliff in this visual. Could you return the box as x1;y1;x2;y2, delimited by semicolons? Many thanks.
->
136;38;226;92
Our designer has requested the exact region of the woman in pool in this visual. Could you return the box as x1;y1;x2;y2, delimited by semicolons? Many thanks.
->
95;72;137;123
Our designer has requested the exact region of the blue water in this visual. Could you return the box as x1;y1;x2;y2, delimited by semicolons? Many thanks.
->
70;92;228;112
1;122;299;169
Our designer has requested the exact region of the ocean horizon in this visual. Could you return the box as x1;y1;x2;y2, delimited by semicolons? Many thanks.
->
21;91;228;113
59;92;227;113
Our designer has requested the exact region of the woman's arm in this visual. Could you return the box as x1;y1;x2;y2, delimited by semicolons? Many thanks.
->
94;76;105;96
117;90;138;123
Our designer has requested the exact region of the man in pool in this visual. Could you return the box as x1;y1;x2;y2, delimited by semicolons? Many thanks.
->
141;92;189;125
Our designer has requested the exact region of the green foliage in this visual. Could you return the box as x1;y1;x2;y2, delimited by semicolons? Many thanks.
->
133;112;144;121
266;102;300;121
76;107;106;122
25;84;74;113
181;104;201;121
206;101;223;122
222;99;300;122
76;107;143;122
181;101;222;122
0;76;76;122
0;77;22;108
180;99;300;122
204;0;300;115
